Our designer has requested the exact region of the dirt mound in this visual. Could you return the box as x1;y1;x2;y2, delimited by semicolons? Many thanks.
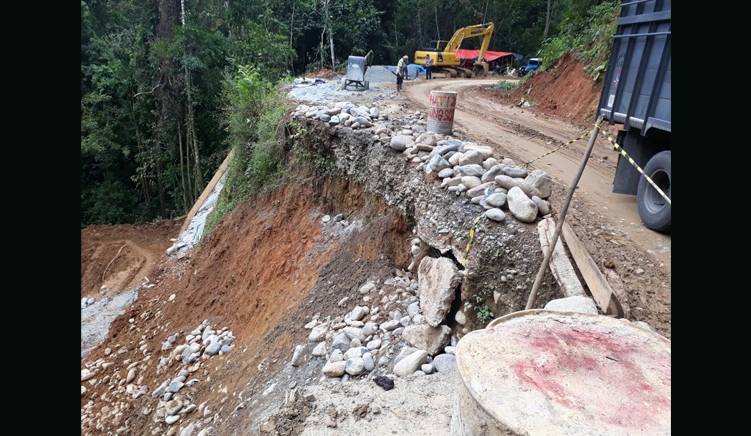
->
306;68;342;80
486;53;605;132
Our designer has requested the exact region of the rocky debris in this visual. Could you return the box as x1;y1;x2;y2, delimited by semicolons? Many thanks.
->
158;320;235;368
166;178;225;258
293;101;390;130
292;100;556;225
83;83;577;436
364;65;398;83
81;320;234;436
81;297;96;309
295;262;467;383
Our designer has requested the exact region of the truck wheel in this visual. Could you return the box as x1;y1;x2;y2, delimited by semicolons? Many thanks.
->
637;150;671;233
363;80;369;90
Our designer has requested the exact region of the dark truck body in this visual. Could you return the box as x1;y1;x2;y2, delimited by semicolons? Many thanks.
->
598;0;671;232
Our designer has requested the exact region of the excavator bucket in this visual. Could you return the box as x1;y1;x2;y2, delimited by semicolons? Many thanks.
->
472;62;489;77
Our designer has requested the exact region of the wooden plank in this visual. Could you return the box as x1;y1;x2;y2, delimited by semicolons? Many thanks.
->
560;221;625;318
601;260;631;319
537;217;586;298
179;149;234;234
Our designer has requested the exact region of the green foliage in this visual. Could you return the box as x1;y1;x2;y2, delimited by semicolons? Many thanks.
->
205;65;288;236
475;304;495;324
494;81;519;91
288;123;339;178
539;0;620;82
464;286;494;324
228;22;297;83
81;0;624;227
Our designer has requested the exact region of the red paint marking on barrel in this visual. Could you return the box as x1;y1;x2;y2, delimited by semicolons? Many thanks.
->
506;322;670;429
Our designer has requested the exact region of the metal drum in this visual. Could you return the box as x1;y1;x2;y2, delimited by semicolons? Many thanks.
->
427;90;457;134
452;309;671;435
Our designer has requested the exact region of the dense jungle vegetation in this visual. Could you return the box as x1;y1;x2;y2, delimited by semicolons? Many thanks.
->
81;0;619;226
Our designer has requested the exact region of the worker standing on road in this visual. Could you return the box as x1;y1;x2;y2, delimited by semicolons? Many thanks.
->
425;56;433;80
396;55;408;92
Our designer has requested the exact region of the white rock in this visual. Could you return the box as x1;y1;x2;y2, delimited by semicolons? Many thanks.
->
393;350;428;377
291;344;305;366
322;361;347;377
455;311;466;325
485;208;507;222
359;282;376;294
308;324;328;342
345;357;366;375
311;342;327;357
507;187;538;223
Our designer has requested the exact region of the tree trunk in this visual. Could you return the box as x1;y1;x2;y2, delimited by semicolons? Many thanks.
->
320;27;326;69
185;66;204;197
544;0;554;38
155;0;180;219
289;2;295;48
322;0;335;69
130;100;151;217
177;121;188;213
417;8;422;47
434;4;440;41
181;0;203;199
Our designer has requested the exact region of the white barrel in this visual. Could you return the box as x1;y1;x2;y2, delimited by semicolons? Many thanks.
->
427;90;457;134
452;310;671;435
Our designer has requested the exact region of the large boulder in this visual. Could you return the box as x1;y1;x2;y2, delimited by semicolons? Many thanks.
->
494;175;543;198
525;169;554;199
393;350;428;377
507;187;538;223
418;257;462;327
402;324;452;356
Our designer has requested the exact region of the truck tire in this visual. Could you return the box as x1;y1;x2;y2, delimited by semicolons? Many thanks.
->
363;80;369;90
637;150;671;233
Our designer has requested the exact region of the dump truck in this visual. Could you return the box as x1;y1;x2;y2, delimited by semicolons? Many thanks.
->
597;0;671;233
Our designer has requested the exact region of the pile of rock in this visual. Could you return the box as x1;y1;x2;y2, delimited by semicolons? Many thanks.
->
158;320;235;369
415;141;554;224
293;102;387;129
294;100;555;225
82;297;96;309
294;249;472;382
364;65;398;83
81;319;234;435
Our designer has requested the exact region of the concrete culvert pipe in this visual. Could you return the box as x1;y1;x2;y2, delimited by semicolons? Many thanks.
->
451;309;671;435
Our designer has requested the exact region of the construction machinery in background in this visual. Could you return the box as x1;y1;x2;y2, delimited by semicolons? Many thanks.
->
414;22;495;78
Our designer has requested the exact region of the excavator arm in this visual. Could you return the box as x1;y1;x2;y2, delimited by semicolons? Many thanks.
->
444;22;495;61
475;22;494;63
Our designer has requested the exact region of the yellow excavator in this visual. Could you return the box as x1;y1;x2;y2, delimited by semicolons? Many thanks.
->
414;22;495;78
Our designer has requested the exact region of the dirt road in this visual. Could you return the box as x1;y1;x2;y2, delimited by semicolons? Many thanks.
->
405;78;671;271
